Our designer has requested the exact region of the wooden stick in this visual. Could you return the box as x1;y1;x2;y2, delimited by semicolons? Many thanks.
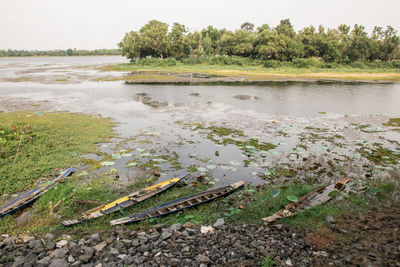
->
13;135;23;164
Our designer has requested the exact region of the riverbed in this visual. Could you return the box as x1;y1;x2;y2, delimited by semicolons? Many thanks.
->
0;56;399;188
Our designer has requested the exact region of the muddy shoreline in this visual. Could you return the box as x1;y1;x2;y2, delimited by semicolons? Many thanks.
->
122;71;396;85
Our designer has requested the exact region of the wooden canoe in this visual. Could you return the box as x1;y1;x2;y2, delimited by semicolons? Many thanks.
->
61;174;187;226
0;168;74;217
110;180;245;226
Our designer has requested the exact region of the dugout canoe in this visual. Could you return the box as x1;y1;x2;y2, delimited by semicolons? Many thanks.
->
0;168;74;217
61;174;187;226
110;180;245;226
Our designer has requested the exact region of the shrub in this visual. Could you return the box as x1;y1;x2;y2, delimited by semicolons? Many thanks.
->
263;60;281;68
392;60;400;68
138;57;177;66
348;61;367;69
291;58;322;68
322;62;339;69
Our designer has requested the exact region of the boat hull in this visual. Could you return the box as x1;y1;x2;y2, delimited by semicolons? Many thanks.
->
61;174;187;226
110;180;245;226
0;168;74;217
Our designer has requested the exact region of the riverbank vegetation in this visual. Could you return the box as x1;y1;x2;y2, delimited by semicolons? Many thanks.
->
118;19;400;65
104;59;400;82
0;49;121;57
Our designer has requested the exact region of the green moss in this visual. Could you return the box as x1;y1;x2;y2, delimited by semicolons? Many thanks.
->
262;167;296;179
383;118;400;127
357;143;399;165
277;130;288;137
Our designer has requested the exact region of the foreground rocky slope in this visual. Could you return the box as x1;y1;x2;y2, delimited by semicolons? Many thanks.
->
1;221;315;267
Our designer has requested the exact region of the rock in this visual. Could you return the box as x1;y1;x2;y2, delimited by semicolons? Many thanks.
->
160;230;173;240
20;235;35;243
51;248;69;258
48;258;69;267
28;239;42;249
326;214;335;224
109;247;119;255
199;264;207;267
131;239;140;247
196;254;210;263
90;233;100;242
137;235;149;243
23;253;38;266
56;240;68;248
183;222;195;229
148;232;160;241
46;241;56;250
285;259;293;266
61;234;72;241
273;224;283;230
71;261;82;267
45;233;55;240
93;241;107;252
313;251;329;257
169;258;180;265
200;226;214;234
16;210;33;224
352;243;364;250
170;223;182;231
68;255;75;263
79;246;94;263
182;246;190;252
153;224;166;231
213;218;225;228
117;254;127;259
37;256;52;265
11;261;24;267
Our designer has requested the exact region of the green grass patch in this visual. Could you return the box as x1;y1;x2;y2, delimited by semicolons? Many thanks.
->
0;112;114;195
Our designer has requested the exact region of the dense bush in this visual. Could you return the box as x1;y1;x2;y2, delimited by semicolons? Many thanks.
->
263;60;282;68
138;57;177;66
290;58;323;68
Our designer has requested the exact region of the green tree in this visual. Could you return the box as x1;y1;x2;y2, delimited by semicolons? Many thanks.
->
346;24;369;62
241;22;255;33
201;26;222;55
183;32;203;57
381;26;400;61
169;23;187;59
221;30;256;57
118;31;140;61
138;20;169;59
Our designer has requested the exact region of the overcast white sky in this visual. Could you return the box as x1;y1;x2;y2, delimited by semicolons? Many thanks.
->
1;0;399;50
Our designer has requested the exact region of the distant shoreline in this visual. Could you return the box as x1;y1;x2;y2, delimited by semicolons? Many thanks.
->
103;64;400;83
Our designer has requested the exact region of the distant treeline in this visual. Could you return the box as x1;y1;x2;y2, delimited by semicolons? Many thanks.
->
119;19;400;64
0;49;121;57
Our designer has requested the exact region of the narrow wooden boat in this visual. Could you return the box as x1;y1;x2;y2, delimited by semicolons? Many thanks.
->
110;180;245;226
0;168;74;217
61;174;187;226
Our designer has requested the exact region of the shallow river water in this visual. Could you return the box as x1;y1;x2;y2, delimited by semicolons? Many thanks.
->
0;56;399;188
